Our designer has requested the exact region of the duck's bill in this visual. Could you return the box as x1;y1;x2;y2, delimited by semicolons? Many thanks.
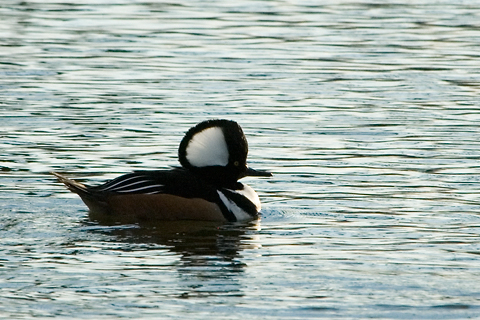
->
245;167;272;177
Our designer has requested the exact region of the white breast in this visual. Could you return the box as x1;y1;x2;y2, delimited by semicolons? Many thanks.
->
217;184;261;221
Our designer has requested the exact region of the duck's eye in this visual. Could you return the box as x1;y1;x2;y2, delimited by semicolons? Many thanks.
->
234;161;239;166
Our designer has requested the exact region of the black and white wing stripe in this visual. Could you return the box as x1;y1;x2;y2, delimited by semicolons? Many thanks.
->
93;173;164;195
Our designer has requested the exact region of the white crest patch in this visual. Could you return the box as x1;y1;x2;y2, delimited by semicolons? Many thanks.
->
186;126;229;167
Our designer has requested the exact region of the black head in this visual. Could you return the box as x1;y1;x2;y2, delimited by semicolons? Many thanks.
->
178;119;271;186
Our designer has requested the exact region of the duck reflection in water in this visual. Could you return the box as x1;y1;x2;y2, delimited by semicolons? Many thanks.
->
86;218;261;298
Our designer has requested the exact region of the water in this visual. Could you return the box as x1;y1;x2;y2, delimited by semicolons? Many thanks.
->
2;0;480;318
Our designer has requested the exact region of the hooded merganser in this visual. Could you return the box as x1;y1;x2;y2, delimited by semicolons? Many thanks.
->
52;119;271;222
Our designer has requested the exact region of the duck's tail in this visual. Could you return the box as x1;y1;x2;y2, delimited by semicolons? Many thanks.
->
51;172;91;195
51;172;111;215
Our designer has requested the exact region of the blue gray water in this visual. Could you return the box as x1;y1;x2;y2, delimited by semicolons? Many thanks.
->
2;0;480;318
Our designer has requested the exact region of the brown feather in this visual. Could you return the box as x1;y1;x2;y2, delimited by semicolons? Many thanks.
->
51;172;227;223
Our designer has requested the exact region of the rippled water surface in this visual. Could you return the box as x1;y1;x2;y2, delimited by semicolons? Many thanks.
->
2;0;480;318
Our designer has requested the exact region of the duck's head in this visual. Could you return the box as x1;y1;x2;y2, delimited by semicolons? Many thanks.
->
178;119;271;186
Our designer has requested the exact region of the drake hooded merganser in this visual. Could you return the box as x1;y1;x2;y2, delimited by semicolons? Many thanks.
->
52;119;271;223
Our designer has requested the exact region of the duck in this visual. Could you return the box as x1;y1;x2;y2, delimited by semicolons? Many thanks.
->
52;119;271;223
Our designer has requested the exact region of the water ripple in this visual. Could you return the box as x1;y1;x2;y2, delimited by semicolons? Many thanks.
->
2;0;480;318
